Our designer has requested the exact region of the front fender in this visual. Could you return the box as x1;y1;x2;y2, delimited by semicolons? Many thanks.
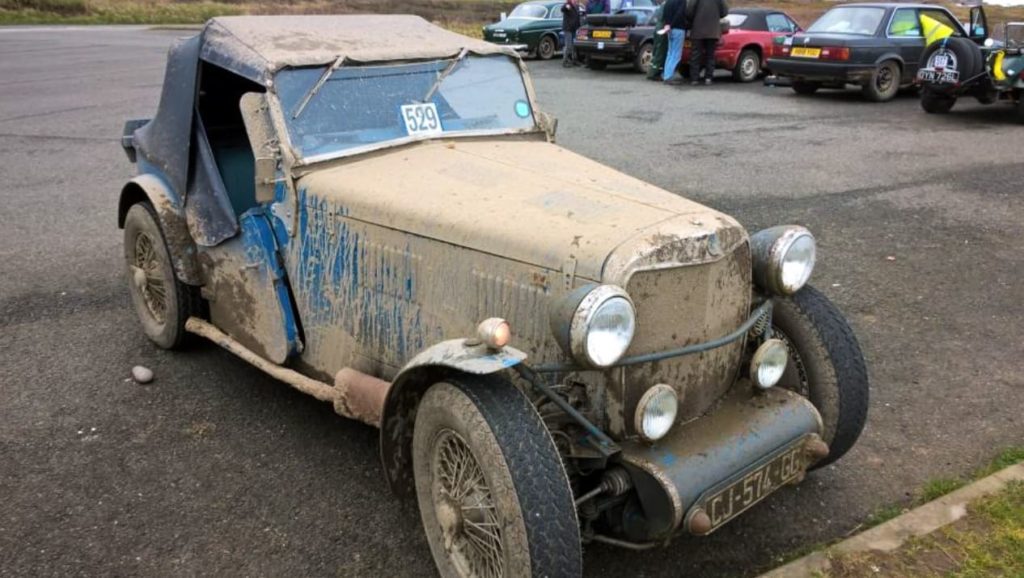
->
118;173;201;286
378;339;527;496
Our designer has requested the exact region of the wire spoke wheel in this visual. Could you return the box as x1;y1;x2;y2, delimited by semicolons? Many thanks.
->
432;429;504;578
412;379;581;578
133;231;167;323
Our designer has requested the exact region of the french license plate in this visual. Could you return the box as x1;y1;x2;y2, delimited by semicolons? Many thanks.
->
917;68;959;84
791;47;821;58
493;32;506;38
592;29;612;39
700;439;808;533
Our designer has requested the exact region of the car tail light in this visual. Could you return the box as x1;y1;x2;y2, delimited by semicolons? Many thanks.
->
577;28;588;40
820;47;850;61
614;30;628;41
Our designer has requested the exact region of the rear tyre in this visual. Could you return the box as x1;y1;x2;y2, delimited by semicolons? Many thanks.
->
791;81;820;95
537;35;557;60
862;60;900;102
920;37;982;94
123;202;198;349
770;285;869;469
732;48;761;82
921;88;956;114
634;42;654;73
586;57;608;70
413;377;582;578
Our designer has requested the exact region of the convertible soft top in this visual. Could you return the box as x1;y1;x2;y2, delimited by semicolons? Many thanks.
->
203;15;518;85
128;15;516;246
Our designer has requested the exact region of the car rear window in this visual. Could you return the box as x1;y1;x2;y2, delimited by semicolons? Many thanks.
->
725;14;749;29
807;6;886;36
509;4;548;19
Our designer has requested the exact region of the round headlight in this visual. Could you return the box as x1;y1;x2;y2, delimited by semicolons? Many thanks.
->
635;384;678;442
750;226;816;296
750;338;788;390
569;285;636;368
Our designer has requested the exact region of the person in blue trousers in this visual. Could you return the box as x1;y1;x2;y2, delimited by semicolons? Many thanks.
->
660;0;688;84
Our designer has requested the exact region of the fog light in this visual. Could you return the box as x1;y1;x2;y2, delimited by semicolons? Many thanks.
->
635;384;678;442
750;338;788;390
477;318;511;349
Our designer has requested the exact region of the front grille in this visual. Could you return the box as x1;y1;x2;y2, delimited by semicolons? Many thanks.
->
621;244;752;430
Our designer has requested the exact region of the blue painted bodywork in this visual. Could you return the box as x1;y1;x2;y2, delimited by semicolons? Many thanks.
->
239;209;302;358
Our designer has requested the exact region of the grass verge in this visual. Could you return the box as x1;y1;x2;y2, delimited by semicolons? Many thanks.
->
825;480;1024;578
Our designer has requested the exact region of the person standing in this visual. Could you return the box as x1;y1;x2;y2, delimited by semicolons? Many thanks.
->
646;1;668;80
686;0;727;84
660;0;688;84
561;0;582;67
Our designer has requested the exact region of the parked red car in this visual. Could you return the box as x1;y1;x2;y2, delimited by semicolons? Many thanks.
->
687;8;802;82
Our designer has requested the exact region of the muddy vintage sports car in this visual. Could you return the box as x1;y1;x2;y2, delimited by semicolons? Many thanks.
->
119;15;869;577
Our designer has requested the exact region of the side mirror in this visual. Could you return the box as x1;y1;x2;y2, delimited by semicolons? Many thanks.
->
535;110;558;141
239;92;280;204
720;18;730;35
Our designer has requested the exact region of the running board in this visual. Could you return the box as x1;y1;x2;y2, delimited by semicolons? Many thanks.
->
185;317;390;427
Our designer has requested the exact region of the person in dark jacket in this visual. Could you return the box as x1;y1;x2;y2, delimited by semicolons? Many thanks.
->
561;0;583;67
686;0;727;84
660;0;688;83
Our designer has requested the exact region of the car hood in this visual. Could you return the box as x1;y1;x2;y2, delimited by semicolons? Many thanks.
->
296;138;745;282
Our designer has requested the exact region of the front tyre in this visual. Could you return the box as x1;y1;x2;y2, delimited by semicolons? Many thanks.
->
536;35;557;60
123;202;198;349
770;285;869;468
413;377;582;578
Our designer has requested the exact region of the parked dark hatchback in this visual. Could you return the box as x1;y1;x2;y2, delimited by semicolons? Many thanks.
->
767;3;980;101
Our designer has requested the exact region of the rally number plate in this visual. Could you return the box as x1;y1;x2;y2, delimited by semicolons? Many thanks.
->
400;103;443;137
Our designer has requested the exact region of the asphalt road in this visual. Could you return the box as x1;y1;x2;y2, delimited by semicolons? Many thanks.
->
1;26;1022;578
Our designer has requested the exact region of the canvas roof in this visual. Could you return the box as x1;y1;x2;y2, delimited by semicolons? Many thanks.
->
200;15;519;85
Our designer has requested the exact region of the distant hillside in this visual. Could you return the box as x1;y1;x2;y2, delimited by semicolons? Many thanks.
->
2;0;1022;34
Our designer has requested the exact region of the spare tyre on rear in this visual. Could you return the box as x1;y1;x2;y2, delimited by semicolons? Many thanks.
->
918;37;982;94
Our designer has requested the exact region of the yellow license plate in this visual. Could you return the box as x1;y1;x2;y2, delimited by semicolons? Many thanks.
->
592;30;612;39
791;47;821;58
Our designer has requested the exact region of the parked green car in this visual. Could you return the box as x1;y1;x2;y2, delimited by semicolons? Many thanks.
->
917;12;1024;122
483;1;565;60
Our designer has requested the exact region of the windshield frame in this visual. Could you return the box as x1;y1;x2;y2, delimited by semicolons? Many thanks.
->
807;6;887;36
266;54;545;168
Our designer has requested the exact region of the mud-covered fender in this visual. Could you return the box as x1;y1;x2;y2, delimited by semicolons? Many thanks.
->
117;173;201;286
379;339;527;497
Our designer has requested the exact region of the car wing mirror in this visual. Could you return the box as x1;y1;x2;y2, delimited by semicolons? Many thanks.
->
535;110;558;142
240;92;280;204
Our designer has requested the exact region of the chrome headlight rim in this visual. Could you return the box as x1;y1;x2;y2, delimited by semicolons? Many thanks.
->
634;383;679;442
750;338;789;390
751;226;817;296
568;285;636;368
